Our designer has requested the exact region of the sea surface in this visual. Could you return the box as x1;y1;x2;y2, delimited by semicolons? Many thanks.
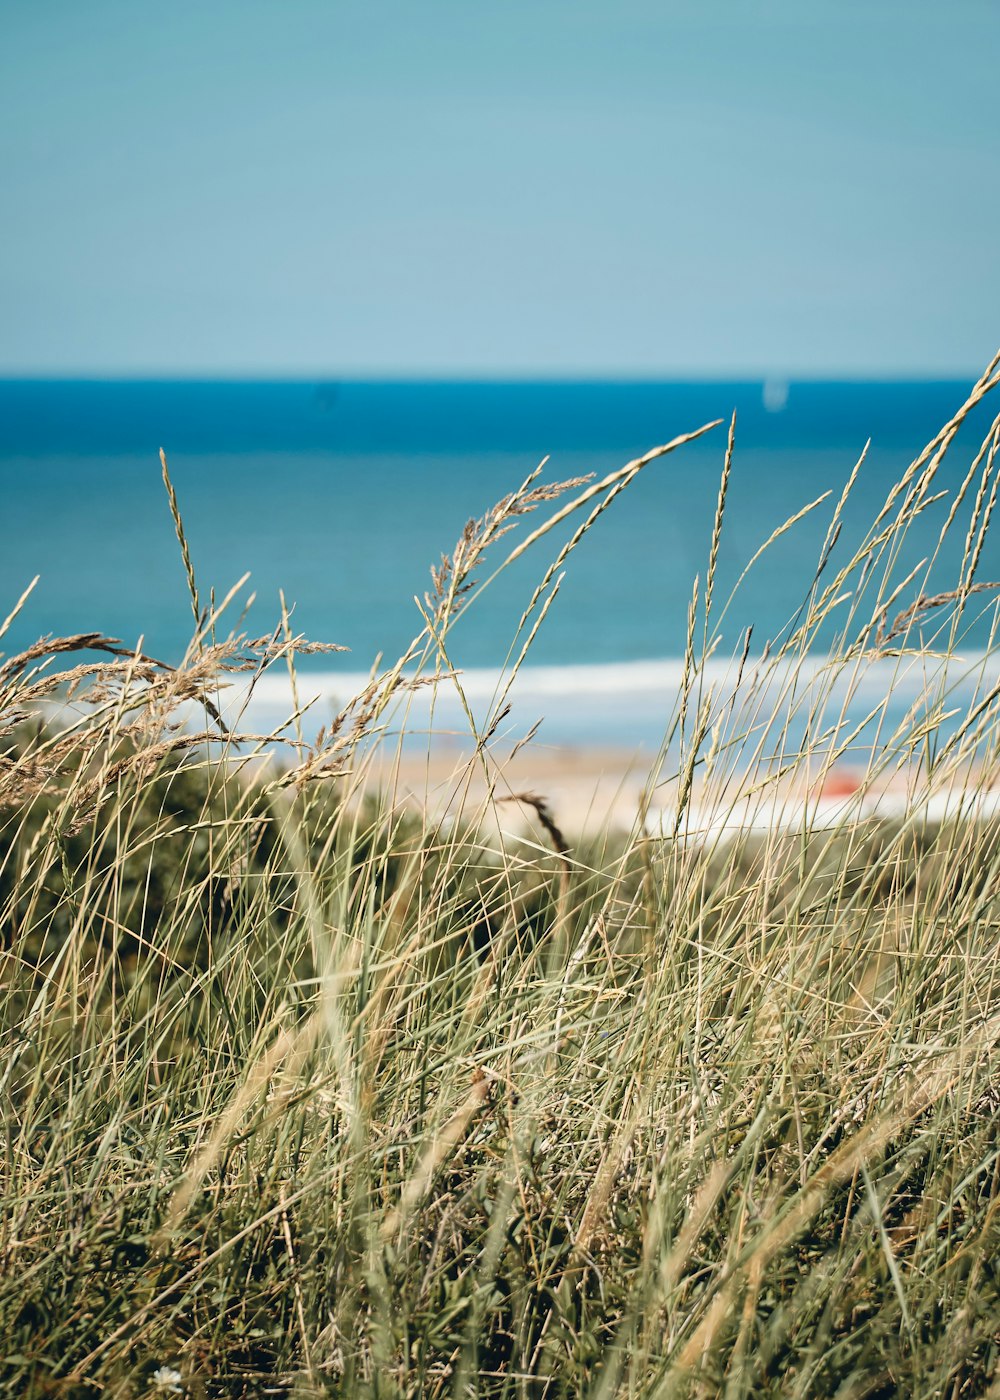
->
2;378;998;749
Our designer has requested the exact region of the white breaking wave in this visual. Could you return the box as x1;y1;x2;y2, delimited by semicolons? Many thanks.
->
219;651;1000;752
241;657;696;706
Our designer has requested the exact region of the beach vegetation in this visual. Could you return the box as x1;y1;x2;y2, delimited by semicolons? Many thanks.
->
2;358;1000;1396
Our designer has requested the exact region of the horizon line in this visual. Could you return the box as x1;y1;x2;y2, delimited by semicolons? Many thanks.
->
0;368;988;385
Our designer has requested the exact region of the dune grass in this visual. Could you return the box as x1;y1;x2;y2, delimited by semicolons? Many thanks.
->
3;359;1000;1397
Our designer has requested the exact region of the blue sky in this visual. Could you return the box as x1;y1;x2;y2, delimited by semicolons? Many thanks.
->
2;1;998;376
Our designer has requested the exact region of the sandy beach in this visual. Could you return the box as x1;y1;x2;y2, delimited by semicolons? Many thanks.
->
360;740;1000;844
362;742;651;838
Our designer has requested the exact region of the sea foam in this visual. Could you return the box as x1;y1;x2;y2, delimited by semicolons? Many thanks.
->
222;651;1000;755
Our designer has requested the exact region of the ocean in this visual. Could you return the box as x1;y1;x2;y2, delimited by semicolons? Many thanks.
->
2;378;998;749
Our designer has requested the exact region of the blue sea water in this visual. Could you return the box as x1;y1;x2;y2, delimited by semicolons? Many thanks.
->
2;379;998;747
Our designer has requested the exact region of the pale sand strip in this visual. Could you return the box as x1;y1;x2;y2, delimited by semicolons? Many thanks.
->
362;744;651;838
361;744;1000;843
